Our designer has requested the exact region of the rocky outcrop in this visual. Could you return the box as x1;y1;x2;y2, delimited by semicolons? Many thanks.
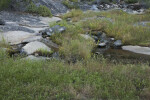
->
0;31;36;45
9;0;68;15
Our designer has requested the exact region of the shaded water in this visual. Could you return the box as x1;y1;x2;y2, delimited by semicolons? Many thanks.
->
95;48;150;64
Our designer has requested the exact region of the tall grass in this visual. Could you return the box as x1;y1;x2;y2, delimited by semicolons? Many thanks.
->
0;48;150;99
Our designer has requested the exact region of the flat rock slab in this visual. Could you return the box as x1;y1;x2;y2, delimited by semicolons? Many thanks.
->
22;41;51;55
0;31;35;45
0;11;61;33
122;45;150;55
22;36;43;43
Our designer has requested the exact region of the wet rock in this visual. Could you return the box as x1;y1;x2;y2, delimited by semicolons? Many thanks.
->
21;41;52;55
98;42;106;47
127;3;144;10
100;33;107;41
0;19;5;25
110;38;115;41
0;31;35;45
96;31;102;38
22;55;51;61
92;36;99;42
113;40;122;47
122;45;150;55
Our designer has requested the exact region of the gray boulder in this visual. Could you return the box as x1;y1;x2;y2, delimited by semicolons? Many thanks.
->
0;31;35;45
21;41;52;55
40;25;66;37
113;40;122;47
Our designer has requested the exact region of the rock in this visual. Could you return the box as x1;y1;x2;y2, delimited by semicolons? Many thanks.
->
110;38;115;41
21;41;51;55
0;11;62;33
80;34;95;41
0;19;5;25
40;39;59;51
51;25;66;33
99;33;107;41
22;55;51;61
22;36;43;43
113;40;122;47
92;36;99;42
40;28;53;37
0;31;35;45
122;45;150;55
127;3;144;10
98;42;106;47
97;32;102;38
40;25;66;37
91;5;99;10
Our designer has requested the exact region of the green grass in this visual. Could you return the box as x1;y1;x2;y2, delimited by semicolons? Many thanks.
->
146;22;150;26
62;9;83;20
62;9;150;46
35;49;53;57
62;0;79;9
1;49;150;99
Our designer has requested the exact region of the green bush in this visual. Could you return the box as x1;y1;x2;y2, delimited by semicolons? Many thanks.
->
27;2;38;13
37;5;52;17
62;0;79;9
27;2;52;17
125;0;139;3
0;0;10;10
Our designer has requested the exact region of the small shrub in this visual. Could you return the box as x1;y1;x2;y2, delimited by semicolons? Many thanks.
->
27;2;52;17
62;0;79;9
81;19;107;31
27;2;38;13
62;9;83;19
59;35;95;61
37;5;52;17
0;0;10;10
125;0;139;4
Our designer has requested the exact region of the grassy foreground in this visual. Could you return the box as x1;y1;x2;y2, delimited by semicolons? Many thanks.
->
1;49;150;100
1;9;150;99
